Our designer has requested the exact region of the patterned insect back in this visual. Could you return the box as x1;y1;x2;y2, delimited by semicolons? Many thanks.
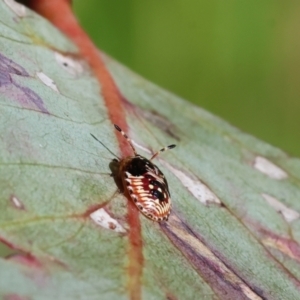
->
114;125;175;222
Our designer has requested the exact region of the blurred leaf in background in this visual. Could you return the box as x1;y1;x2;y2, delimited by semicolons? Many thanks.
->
74;0;300;157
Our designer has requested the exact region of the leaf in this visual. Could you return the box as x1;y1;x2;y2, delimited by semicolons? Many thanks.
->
1;1;300;299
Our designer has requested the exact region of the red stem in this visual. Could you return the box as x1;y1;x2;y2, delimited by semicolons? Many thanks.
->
27;1;143;298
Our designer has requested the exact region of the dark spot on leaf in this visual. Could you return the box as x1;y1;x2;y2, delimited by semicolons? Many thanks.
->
161;217;266;300
0;52;49;114
108;222;116;230
166;292;179;300
120;95;180;140
0;53;29;77
0;72;12;86
145;110;180;140
13;83;49;114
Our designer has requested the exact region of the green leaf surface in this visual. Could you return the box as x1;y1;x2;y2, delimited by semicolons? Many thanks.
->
1;1;300;299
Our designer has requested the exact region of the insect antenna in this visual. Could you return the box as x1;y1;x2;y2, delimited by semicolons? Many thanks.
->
90;133;120;160
114;124;138;156
150;144;176;161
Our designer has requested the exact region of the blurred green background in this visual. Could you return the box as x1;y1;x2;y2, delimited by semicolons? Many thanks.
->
74;1;300;157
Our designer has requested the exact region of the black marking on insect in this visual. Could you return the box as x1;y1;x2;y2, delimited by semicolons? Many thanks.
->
91;125;176;222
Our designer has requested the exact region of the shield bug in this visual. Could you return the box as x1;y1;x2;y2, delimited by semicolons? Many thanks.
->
92;125;176;222
114;124;175;221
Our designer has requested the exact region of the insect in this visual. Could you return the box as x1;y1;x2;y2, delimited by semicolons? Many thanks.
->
92;125;176;222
